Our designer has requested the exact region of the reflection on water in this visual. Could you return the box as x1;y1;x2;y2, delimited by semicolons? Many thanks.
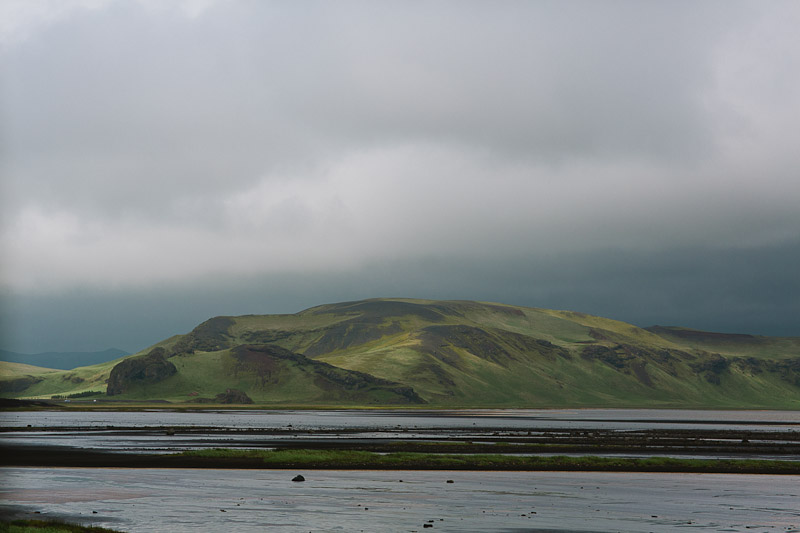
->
2;468;799;532
2;410;800;531
3;408;800;431
0;409;800;532
3;409;800;457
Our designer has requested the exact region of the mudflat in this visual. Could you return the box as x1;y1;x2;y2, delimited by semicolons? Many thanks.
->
3;424;800;473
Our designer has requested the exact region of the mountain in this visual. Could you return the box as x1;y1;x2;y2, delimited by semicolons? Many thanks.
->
2;299;799;407
0;348;129;370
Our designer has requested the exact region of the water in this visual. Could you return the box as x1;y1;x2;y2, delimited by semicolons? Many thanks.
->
3;409;799;455
1;468;799;532
4;408;800;431
2;409;800;531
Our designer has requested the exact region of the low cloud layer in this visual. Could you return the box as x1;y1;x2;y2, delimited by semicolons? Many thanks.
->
2;1;799;351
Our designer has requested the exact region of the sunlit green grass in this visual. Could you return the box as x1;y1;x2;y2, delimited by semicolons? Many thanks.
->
5;298;800;408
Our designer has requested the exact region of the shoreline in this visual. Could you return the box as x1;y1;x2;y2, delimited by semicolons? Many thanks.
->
4;408;799;475
3;424;799;454
4;399;800;412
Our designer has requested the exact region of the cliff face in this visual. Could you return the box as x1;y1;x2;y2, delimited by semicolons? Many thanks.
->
106;347;177;396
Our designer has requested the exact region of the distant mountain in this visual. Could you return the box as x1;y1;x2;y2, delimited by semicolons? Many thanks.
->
2;299;799;408
0;348;129;370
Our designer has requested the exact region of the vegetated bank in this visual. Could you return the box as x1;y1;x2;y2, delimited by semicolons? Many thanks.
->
177;448;800;474
1;445;798;474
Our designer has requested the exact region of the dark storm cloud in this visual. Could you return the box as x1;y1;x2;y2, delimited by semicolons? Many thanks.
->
0;0;751;219
3;238;798;354
1;0;799;351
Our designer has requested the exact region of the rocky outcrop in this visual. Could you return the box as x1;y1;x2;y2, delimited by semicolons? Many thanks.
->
190;388;254;404
106;347;177;396
172;317;235;354
230;344;426;404
214;388;253;404
690;353;730;385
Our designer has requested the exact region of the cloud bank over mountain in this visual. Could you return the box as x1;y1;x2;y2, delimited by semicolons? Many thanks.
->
1;1;798;351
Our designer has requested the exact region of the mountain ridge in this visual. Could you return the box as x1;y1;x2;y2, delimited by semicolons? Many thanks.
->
2;298;798;408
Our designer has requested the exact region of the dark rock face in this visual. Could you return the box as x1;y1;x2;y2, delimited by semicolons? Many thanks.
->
421;325;510;366
214;388;253;404
189;388;253;404
580;344;694;385
106;347;177;396
172;317;236;354
230;344;426;404
303;318;403;357
419;325;571;368
229;344;300;383
736;357;800;387
690;353;730;385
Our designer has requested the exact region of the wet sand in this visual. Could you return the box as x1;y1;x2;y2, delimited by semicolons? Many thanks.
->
3;468;800;533
2;409;800;532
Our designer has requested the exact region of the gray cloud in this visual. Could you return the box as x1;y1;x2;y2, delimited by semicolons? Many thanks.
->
1;0;799;351
3;238;799;353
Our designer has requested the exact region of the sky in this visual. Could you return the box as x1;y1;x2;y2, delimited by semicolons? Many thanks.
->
1;0;799;354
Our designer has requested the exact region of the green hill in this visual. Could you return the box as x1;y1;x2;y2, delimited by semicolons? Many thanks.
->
2;298;799;408
0;348;129;370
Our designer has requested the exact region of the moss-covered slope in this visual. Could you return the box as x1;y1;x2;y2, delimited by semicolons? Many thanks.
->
2;298;799;408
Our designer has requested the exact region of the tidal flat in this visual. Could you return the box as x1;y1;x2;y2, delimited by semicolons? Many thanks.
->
2;468;800;532
2;409;800;531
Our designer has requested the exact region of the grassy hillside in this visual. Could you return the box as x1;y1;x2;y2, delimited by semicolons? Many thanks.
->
645;326;800;359
2;299;799;408
0;361;59;376
103;344;422;405
0;358;117;399
0;348;129;370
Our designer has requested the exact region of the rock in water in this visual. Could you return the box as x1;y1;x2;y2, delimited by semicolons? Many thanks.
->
292;475;305;482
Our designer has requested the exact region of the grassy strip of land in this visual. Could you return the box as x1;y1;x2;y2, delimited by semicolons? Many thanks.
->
4;444;799;473
175;448;800;474
0;520;122;533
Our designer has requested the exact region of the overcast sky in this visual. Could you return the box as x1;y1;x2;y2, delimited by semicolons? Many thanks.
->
1;0;799;353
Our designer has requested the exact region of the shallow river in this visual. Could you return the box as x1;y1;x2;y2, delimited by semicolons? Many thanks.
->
4;408;800;431
2;409;800;531
3;408;800;456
